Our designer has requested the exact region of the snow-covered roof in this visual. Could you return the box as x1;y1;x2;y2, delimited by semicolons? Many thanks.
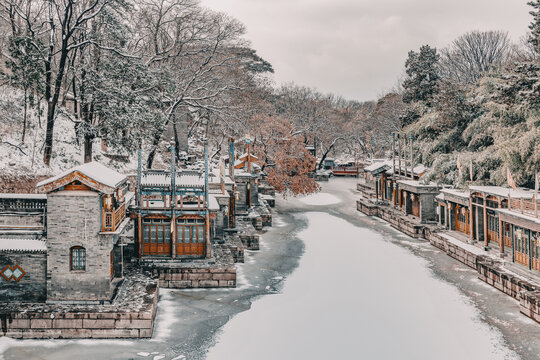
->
208;194;220;211
238;152;258;160
469;186;534;199
497;208;540;230
364;160;392;173
0;193;46;200
141;171;204;188
36;162;127;192
441;188;469;199
0;238;47;252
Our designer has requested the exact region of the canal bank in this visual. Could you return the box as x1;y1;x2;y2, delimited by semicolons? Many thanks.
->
2;178;540;359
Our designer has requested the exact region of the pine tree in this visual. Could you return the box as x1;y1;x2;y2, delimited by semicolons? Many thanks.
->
402;45;440;106
529;0;540;53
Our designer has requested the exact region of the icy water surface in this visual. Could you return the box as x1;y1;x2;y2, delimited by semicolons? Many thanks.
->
2;178;539;359
206;211;517;360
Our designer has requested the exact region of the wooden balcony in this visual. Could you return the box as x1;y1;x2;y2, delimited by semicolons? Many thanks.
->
508;198;540;218
102;202;127;232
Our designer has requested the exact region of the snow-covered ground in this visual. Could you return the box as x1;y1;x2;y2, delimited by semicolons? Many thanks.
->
298;192;340;205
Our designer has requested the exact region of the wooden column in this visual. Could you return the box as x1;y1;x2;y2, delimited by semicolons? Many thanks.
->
469;194;474;242
172;215;177;258
483;194;488;249
529;230;533;270
138;213;142;258
205;212;212;259
499;198;504;254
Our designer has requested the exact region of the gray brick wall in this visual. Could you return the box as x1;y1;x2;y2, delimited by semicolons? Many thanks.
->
46;192;113;302
0;251;47;302
0;214;44;228
420;194;437;223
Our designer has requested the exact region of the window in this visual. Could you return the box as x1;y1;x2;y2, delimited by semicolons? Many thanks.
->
70;246;86;271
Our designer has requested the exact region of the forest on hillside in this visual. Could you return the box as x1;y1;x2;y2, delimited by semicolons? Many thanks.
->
388;1;540;189
2;0;540;192
0;0;381;195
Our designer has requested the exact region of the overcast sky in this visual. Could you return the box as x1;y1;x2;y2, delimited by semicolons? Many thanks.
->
201;0;531;102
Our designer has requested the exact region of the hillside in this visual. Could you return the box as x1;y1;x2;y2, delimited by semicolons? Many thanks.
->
407;63;540;189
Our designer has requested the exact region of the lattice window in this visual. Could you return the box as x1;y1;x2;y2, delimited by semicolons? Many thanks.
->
70;246;86;271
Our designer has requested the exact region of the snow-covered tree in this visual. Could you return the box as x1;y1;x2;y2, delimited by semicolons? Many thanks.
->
402;45;440;105
529;0;540;53
439;30;511;84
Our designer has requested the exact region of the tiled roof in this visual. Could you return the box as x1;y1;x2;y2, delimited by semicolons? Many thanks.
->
0;238;47;252
36;162;127;189
141;171;205;188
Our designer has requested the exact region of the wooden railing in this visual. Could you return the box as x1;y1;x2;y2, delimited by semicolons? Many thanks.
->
102;202;126;232
509;198;540;218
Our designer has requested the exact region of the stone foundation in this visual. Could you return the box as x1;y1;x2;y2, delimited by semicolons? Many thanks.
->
142;244;237;289
156;268;236;289
0;270;159;339
240;234;260;250
356;199;379;216
358;194;540;326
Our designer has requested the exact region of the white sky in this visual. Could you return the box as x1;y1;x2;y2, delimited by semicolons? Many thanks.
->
201;0;531;102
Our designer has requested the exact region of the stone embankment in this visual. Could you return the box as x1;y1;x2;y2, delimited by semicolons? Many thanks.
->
0;270;158;339
357;196;540;325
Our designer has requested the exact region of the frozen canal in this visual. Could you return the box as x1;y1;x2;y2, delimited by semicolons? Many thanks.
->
2;178;540;359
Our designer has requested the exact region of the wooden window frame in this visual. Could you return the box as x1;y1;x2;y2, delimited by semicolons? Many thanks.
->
70;246;86;271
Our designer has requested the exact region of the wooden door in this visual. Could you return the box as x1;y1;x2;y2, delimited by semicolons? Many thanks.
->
514;229;529;267
486;212;499;244
411;196;420;217
176;224;205;256
110;250;114;279
531;233;540;272
142;219;171;256
455;206;470;235
502;223;512;248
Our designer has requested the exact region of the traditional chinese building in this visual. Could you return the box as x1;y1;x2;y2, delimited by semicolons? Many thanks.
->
395;180;439;223
436;189;471;236
0;162;132;303
37;162;131;302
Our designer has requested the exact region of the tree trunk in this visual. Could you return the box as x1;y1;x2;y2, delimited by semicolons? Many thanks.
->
173;114;181;161
84;134;93;163
21;88;27;144
317;138;343;170
147;118;170;169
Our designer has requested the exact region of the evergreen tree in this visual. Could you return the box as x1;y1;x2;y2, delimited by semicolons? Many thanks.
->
402;45;440;105
6;36;44;143
529;0;540;53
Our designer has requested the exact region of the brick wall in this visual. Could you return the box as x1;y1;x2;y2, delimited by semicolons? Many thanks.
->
0;251;46;302
0;284;158;339
0;214;43;228
46;191;114;302
156;268;236;288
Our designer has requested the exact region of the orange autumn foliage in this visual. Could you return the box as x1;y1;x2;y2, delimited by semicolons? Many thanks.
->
251;115;320;197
